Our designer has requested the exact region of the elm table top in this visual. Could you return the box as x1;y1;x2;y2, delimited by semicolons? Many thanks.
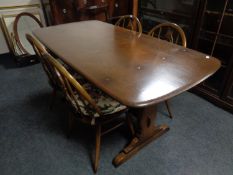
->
33;20;221;108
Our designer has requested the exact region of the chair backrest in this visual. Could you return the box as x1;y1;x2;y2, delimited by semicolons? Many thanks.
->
148;22;187;47
115;15;142;34
26;34;47;57
26;34;60;89
27;34;101;118
44;53;102;117
13;12;44;56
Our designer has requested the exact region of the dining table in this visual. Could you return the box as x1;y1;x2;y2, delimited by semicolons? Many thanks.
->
33;20;221;166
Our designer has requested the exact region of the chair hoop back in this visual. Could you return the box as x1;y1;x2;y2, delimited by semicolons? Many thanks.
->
26;34;61;90
148;22;187;47
44;53;102;115
115;15;142;35
26;34;47;57
13;12;44;55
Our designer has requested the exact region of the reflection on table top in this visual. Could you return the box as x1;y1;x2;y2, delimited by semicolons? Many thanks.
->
34;20;221;107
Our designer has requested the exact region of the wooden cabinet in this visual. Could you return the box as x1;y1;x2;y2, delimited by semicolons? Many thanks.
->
49;0;132;25
108;0;132;18
49;0;78;24
192;0;233;112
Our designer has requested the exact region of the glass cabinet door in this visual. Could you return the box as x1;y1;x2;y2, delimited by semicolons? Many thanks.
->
139;0;200;43
196;0;233;95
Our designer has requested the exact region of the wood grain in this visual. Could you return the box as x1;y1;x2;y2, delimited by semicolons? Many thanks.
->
33;20;221;107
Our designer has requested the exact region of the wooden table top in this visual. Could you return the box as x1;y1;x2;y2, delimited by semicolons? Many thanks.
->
34;20;221;107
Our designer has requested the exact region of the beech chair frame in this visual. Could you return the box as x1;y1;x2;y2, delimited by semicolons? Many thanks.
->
26;34;64;108
13;12;44;56
148;22;187;47
115;15;142;35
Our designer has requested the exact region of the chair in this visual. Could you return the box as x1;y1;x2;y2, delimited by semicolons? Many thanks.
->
148;22;187;118
26;34;62;107
26;34;87;108
11;12;44;65
148;22;187;47
43;53;134;173
115;15;142;35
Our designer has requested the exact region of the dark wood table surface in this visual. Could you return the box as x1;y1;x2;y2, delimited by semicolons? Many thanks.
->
34;20;221;166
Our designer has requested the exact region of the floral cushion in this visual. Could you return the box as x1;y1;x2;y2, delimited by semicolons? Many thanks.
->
58;59;127;118
70;82;127;118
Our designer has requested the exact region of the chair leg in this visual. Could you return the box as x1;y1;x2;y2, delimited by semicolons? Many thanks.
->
93;124;101;173
165;100;173;119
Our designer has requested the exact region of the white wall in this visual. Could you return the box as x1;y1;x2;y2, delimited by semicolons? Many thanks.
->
0;0;44;54
0;26;8;53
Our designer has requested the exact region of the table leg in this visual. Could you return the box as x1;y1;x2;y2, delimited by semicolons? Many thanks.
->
113;105;169;166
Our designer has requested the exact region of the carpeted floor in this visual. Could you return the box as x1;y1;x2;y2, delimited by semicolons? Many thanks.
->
0;54;233;175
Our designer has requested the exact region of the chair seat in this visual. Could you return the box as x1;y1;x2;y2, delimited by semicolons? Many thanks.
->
71;82;127;118
58;59;127;117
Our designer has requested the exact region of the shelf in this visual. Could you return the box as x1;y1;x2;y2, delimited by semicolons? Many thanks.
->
140;7;192;20
205;10;233;17
77;4;108;12
200;29;233;40
198;35;233;49
141;15;191;36
142;15;190;27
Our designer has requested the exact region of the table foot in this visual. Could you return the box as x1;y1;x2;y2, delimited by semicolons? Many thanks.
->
113;124;169;167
